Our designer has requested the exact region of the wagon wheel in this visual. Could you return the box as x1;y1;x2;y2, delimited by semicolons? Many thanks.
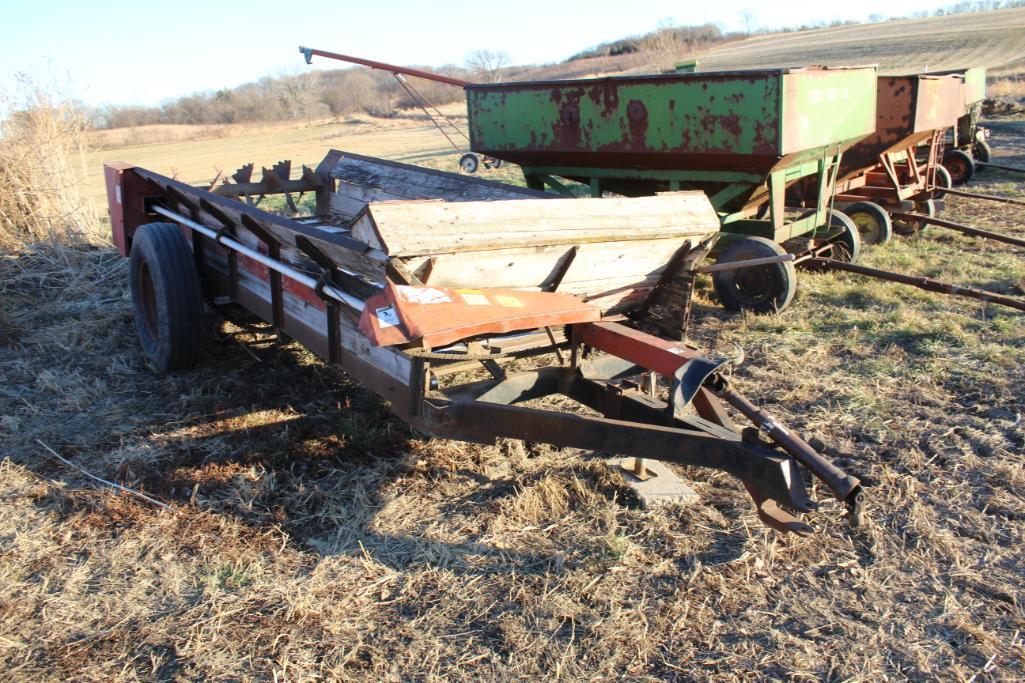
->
943;149;975;185
973;139;992;165
459;153;480;174
815;209;862;263
130;222;205;373
840;201;892;246
711;236;798;314
932;165;952;200
892;199;937;236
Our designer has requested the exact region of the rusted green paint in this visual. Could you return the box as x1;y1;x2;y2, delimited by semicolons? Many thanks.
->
466;67;876;176
840;74;964;180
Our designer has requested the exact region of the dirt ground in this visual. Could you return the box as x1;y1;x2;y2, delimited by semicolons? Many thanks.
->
2;125;1025;681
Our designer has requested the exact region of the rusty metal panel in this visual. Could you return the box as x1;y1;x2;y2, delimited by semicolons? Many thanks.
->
839;74;963;178
467;67;876;175
360;283;601;348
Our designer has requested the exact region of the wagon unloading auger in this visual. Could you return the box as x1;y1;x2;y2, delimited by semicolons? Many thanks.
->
300;46;1025;315
105;151;867;536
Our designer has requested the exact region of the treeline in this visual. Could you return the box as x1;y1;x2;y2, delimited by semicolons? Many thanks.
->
92;66;473;129
567;23;739;61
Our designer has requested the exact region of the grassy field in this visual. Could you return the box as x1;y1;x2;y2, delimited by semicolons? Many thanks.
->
3;113;1025;679
82;107;496;212
695;8;1025;75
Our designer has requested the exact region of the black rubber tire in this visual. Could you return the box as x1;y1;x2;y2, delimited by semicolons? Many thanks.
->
712;236;797;314
932;165;952;200
841;201;892;246
824;209;861;263
973;139;992;164
943;149;976;185
129;222;204;373
892;199;936;236
459;153;480;174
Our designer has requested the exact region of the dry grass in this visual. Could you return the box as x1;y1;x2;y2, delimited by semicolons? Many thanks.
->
989;78;1025;99
0;79;102;251
2;127;1025;682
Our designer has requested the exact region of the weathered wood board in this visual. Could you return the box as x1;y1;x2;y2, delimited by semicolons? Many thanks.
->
328;150;551;225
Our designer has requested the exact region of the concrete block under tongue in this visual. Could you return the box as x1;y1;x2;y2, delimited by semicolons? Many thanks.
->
606;457;699;508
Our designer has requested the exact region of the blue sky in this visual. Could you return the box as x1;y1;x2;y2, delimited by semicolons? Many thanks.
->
2;0;954;107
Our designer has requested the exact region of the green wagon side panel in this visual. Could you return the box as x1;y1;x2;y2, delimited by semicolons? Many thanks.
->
468;74;783;157
780;69;878;155
960;67;987;106
467;67;877;176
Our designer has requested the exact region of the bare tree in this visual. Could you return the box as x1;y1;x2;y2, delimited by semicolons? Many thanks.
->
465;50;509;83
739;10;757;34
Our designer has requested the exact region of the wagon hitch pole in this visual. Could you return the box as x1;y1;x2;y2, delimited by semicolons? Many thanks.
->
808;257;1025;313
975;160;1025;175
938;186;1025;207
890;212;1025;249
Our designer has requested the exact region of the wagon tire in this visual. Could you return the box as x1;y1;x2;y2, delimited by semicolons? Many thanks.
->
973;139;992;164
823;209;862;263
712;236;797;314
129;222;204;374
893;199;936;236
943;149;975;185
932;165;952;200
459;153;480;174
841;201;892;246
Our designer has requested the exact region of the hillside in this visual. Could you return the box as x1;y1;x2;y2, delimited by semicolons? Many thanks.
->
694;8;1025;74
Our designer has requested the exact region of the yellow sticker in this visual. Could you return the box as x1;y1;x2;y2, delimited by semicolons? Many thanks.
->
460;292;490;306
494;295;523;308
456;288;483;295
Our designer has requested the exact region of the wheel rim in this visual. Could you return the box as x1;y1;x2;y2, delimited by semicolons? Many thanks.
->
730;267;774;307
946;158;968;182
460;155;477;173
849;212;881;244
138;260;159;339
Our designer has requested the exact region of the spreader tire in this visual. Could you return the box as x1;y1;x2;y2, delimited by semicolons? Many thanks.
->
129;222;204;373
712;236;797;314
943;149;975;185
841;201;892;246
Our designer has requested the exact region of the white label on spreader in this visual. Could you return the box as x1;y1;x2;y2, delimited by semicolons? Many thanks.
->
376;306;399;328
396;286;451;305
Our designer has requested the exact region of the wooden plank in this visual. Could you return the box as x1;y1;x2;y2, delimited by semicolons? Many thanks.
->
330;150;550;201
366;193;719;256
394;235;711;314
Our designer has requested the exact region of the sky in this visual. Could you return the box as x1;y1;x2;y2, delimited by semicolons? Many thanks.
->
1;0;958;108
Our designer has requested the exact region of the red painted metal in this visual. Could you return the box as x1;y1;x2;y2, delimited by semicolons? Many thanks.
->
360;283;601;348
576;320;703;377
576;320;862;501
104;162;164;256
